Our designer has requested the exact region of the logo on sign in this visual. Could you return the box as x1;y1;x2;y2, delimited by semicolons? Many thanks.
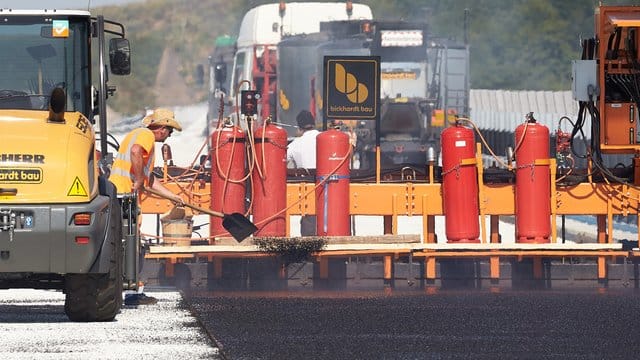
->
334;63;368;104
0;168;43;183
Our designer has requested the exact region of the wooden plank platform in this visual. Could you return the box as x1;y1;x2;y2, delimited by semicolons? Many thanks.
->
146;240;633;284
147;234;421;258
148;243;419;255
148;239;626;256
414;243;623;251
210;234;422;246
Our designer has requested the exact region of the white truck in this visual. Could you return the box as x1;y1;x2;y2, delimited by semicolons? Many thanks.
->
226;2;373;121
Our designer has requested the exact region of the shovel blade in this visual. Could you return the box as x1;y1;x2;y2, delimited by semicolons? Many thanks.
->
222;213;258;241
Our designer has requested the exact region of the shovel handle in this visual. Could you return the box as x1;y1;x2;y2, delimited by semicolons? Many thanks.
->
143;187;225;219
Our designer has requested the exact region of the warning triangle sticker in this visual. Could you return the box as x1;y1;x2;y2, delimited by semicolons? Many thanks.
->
67;177;88;197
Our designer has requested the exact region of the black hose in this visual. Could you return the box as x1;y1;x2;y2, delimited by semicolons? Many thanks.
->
607;27;622;59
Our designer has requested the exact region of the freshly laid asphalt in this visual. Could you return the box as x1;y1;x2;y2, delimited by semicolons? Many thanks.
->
188;288;640;359
3;286;640;359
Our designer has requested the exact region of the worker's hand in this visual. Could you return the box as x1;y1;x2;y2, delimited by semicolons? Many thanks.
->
348;129;357;148
172;195;184;206
132;178;144;193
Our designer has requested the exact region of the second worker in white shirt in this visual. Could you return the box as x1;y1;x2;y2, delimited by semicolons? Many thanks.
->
287;110;320;236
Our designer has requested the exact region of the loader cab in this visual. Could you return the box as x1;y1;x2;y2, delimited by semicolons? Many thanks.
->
0;11;130;122
0;13;91;114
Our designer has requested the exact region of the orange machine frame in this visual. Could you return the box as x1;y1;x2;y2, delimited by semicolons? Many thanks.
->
596;6;640;153
141;143;637;285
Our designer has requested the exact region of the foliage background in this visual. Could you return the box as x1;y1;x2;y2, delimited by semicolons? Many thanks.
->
93;0;636;114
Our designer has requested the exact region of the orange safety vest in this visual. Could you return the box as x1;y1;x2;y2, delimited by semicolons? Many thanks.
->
109;128;155;194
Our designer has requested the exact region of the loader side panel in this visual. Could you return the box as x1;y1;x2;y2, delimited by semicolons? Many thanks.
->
0;195;110;276
0;110;97;204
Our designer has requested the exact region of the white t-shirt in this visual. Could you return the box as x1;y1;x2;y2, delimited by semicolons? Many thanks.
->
287;129;320;169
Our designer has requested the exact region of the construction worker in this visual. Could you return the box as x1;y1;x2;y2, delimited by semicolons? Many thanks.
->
287;110;320;236
109;108;183;305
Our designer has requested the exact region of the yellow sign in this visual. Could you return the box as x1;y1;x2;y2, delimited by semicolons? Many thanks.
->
432;109;458;127
324;56;379;120
0;167;42;183
67;177;87;197
279;89;290;110
381;72;417;80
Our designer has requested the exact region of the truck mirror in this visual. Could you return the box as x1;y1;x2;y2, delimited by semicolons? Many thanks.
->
418;100;432;114
195;64;205;87
109;38;131;75
214;61;227;84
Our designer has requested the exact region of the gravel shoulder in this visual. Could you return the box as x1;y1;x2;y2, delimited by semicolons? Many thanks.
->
0;287;220;360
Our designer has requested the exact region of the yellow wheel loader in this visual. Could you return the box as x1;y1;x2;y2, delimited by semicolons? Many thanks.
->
0;9;137;321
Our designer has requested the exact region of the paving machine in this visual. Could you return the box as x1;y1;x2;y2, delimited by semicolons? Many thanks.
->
0;8;134;321
139;4;640;291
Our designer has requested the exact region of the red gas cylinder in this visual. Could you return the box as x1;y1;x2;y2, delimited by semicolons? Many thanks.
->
210;124;246;238
316;128;351;236
515;116;550;243
252;122;288;236
441;123;480;243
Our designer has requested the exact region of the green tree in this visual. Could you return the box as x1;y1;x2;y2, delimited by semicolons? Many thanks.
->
95;0;639;113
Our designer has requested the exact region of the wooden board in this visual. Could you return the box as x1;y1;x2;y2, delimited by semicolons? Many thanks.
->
211;234;421;246
148;241;623;255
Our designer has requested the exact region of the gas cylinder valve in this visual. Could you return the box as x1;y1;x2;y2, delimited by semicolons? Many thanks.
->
555;128;571;172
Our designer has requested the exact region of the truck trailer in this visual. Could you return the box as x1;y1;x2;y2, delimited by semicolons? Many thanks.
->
276;18;470;171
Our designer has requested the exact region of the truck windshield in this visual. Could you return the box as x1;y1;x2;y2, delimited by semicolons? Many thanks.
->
0;16;89;113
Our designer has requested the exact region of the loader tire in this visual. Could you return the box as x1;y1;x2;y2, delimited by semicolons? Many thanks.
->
64;198;123;322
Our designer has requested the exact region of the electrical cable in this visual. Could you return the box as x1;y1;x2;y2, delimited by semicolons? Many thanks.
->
570;101;590;159
456;117;512;170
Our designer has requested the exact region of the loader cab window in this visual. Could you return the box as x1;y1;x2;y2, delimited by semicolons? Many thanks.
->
0;16;90;113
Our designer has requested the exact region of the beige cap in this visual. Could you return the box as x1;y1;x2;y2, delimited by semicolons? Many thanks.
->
142;108;182;131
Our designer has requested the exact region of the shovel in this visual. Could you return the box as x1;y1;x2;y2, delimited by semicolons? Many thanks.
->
144;187;257;242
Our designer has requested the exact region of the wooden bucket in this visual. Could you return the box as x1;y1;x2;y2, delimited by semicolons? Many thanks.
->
161;219;193;246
